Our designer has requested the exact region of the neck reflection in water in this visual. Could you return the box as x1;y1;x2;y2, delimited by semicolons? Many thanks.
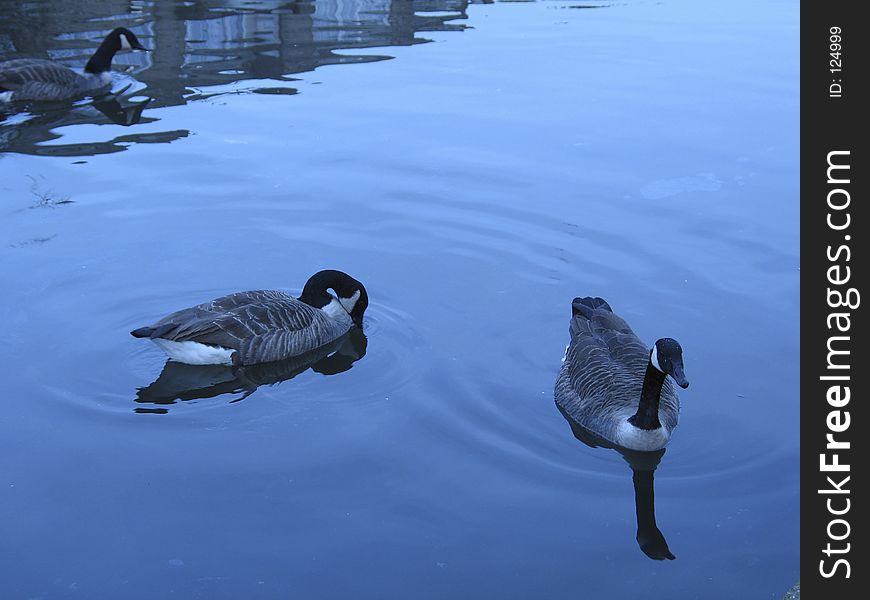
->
134;327;367;414
555;404;675;561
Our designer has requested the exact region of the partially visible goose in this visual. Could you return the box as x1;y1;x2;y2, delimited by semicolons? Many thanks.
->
131;270;368;367
0;27;148;103
555;296;689;452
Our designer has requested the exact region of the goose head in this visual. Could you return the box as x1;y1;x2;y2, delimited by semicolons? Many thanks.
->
85;28;149;75
300;269;369;326
650;338;689;389
111;28;149;52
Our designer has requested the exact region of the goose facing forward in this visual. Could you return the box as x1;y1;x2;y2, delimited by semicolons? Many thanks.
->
131;270;368;367
0;27;148;103
555;297;689;452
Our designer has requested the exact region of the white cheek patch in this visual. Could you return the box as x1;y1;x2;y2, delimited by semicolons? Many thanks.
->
120;34;133;50
650;346;664;372
322;297;348;320
339;290;361;314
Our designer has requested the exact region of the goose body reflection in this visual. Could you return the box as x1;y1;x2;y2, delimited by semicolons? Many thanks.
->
556;404;675;561
135;327;367;413
0;28;148;103
555;296;689;451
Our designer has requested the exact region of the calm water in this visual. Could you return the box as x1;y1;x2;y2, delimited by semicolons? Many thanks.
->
1;1;799;598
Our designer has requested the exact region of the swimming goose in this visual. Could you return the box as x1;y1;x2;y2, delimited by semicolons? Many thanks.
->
554;296;689;452
131;270;368;367
0;27;148;103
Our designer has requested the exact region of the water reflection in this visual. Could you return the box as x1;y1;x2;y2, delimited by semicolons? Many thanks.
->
556;404;676;561
0;92;171;156
92;93;152;126
134;326;367;414
0;0;478;156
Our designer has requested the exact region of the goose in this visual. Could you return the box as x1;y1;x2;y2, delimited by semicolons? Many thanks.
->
0;27;148;103
131;270;368;367
554;296;689;452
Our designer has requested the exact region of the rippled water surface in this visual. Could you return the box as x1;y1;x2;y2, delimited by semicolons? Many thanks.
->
1;1;799;598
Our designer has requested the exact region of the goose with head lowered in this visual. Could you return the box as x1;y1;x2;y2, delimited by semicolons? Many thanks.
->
0;27;148;103
555;296;689;452
131;270;368;367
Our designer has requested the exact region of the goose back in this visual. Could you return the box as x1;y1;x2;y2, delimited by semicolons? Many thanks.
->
0;59;96;101
137;290;354;365
555;297;679;448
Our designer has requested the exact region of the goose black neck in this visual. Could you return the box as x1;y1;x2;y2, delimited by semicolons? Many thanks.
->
298;270;342;308
628;361;666;430
85;35;120;74
632;469;674;560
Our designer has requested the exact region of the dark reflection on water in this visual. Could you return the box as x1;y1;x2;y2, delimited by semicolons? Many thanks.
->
0;91;182;156
135;326;367;413
556;404;676;561
0;0;481;155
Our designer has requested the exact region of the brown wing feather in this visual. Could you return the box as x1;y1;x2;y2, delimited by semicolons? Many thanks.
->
0;58;82;88
149;291;317;349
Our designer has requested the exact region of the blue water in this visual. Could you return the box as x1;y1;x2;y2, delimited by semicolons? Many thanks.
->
1;1;799;598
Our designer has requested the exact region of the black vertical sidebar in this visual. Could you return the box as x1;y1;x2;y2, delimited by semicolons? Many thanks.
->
801;3;866;598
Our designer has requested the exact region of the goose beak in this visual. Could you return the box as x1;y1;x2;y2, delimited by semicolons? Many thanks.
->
134;43;150;52
671;365;689;389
